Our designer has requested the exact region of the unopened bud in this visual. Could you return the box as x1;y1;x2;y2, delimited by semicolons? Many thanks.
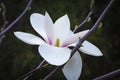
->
87;17;91;22
98;22;103;28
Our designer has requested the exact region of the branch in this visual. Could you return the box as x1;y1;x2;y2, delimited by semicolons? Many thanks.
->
74;0;94;33
43;67;60;80
0;2;8;29
0;0;32;37
17;60;46;80
0;2;8;44
93;68;120;80
73;11;93;33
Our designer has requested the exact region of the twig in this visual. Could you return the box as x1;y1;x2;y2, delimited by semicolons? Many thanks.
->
73;11;93;33
43;67;60;80
74;0;95;33
0;2;8;44
17;60;46;80
93;68;120;80
0;2;8;29
43;0;114;79
0;0;32;37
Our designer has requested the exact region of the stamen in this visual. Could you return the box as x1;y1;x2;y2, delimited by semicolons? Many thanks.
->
55;38;60;47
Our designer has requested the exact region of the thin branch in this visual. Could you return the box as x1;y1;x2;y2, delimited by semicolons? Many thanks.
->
73;11;93;33
90;0;95;12
74;0;95;33
0;0;32;37
0;2;8;44
43;67;60;80
17;60;46;80
1;2;8;29
93;68;120;80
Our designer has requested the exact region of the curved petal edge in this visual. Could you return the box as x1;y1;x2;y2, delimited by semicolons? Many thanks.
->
14;31;45;45
62;52;82;80
80;41;103;56
38;44;71;66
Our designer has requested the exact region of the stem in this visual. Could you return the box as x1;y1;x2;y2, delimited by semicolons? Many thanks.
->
0;0;32;37
0;2;8;44
1;2;7;29
74;11;93;33
93;68;120;80
43;67;60;80
17;60;46;80
74;0;94;33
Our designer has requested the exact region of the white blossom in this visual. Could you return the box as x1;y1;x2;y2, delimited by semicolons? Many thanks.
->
14;12;103;80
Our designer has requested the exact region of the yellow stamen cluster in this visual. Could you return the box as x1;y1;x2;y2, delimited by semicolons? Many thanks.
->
55;38;60;47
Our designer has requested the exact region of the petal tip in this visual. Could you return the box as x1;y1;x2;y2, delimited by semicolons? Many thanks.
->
45;11;49;16
14;31;19;35
30;13;38;18
80;41;103;57
96;52;103;56
64;14;68;17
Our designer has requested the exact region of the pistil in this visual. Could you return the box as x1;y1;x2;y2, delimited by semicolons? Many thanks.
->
55;38;60;47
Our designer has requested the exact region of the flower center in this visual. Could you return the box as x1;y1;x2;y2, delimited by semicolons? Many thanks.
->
55;38;60;47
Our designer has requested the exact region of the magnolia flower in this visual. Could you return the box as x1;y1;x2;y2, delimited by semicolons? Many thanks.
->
14;12;102;80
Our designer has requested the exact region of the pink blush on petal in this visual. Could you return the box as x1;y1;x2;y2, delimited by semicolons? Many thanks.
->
48;38;52;45
61;43;69;47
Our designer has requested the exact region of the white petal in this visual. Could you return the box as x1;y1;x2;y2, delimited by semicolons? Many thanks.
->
44;12;54;45
62;52;82;80
38;44;71;66
61;30;89;47
54;14;73;41
80;41;103;56
30;13;48;42
14;31;45;45
55;14;70;30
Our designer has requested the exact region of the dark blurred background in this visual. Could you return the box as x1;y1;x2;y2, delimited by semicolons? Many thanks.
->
0;0;120;80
